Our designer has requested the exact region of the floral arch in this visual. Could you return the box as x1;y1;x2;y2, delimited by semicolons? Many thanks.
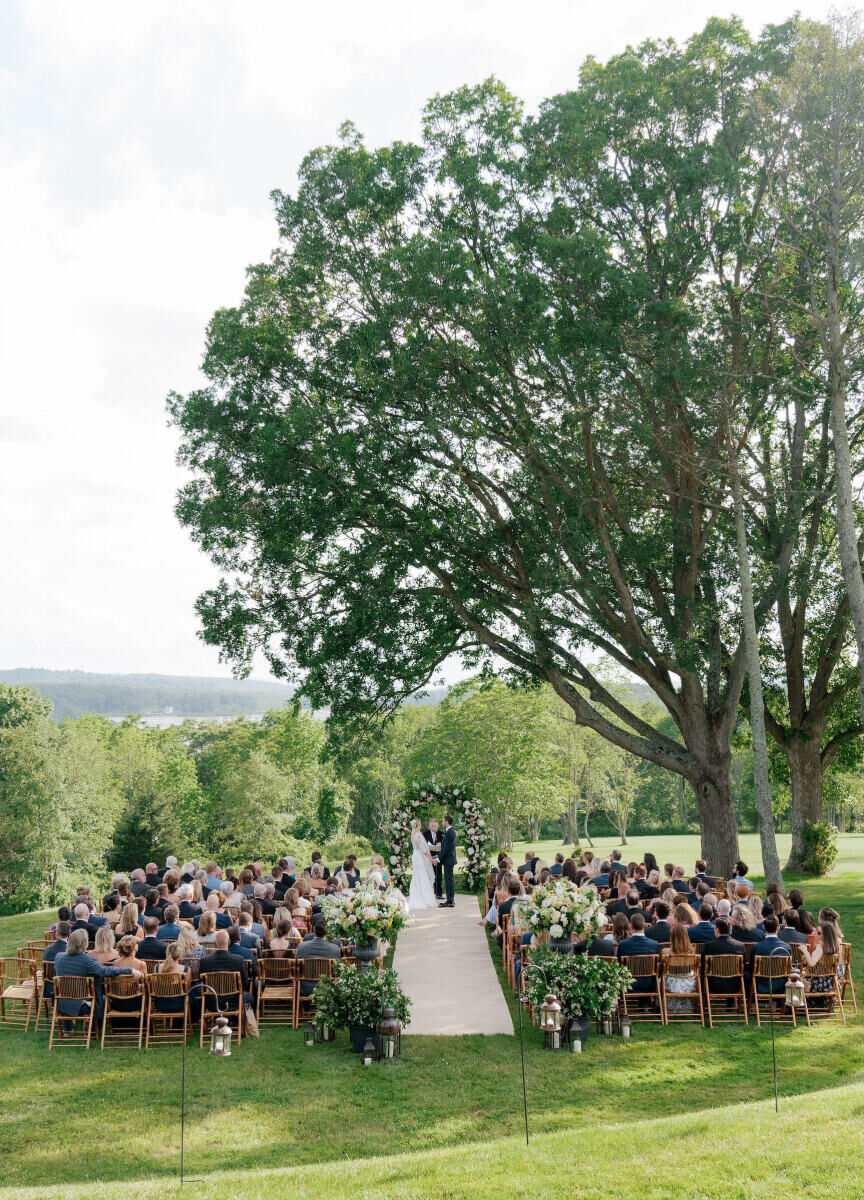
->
389;783;491;892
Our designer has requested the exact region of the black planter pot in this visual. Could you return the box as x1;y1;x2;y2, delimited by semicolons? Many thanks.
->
349;1025;376;1053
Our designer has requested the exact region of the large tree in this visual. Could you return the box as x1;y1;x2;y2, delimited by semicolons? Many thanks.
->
170;21;815;874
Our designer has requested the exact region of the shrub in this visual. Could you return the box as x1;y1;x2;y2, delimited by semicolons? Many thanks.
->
522;946;632;1020
799;821;838;876
313;963;410;1031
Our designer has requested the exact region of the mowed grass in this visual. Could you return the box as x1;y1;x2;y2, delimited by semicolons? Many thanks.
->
1;835;862;1196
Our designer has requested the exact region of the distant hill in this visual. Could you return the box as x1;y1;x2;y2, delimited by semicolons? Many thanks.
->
0;669;297;721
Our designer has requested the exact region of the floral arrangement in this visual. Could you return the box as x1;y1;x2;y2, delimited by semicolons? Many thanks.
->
319;884;409;946
514;879;604;942
314;962;411;1032
388;783;491;891
522;947;633;1020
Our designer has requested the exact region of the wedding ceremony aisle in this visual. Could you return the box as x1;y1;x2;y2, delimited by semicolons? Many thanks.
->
393;894;514;1035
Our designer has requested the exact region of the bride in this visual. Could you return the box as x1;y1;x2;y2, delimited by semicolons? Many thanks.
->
408;818;439;911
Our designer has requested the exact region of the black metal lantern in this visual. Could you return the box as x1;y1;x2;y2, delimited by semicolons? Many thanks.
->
304;1021;315;1047
362;1036;376;1066
539;992;563;1050
376;1006;402;1060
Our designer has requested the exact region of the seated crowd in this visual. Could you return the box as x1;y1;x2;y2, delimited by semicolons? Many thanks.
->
487;850;849;1017
39;851;397;1035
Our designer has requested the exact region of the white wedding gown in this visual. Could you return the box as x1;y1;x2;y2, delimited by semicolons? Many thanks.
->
408;830;438;911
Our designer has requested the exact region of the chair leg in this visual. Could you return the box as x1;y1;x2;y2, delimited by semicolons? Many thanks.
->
48;1002;58;1050
751;979;761;1026
100;1012;108;1050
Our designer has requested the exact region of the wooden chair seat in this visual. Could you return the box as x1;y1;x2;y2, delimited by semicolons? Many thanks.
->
200;970;244;1046
49;976;96;1049
102;974;146;1049
1;957;37;1031
146;972;190;1047
620;955;665;1024
661;954;704;1025
258;958;298;1026
703;954;748;1026
295;958;335;1029
750;956;806;1026
804;953;844;1024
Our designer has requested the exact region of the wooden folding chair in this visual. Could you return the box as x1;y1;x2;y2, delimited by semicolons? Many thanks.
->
804;954;844;1024
484;874;495;915
49;976;96;1049
839;943;857;1015
146;973;190;1047
258;957;298;1026
750;956;804;1026
0;956;37;1031
295;958;335;1029
620;955;664;1024
101;974;146;1049
200;970;243;1046
704;954;748;1026
507;927;523;993
34;959;55;1032
661;954;704;1025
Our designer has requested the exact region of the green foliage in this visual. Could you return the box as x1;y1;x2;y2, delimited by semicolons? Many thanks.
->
799;821;838;876
522;947;632;1020
312;962;410;1031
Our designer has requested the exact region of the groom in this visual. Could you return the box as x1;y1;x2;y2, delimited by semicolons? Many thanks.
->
424;819;443;899
437;814;456;908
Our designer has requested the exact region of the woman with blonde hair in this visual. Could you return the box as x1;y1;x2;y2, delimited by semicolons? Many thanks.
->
370;852;390;885
308;862;328;894
196;910;219;946
673;902;697;927
117;900;142;941
176;923;203;960
294;877;313;908
91;925;119;964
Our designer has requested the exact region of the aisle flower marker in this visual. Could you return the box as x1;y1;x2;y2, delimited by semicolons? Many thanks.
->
320;884;410;946
515;880;604;944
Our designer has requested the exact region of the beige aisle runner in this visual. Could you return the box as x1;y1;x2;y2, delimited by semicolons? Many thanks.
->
393;893;513;1035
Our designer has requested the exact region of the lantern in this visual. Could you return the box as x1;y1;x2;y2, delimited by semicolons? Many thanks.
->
208;1015;232;1057
540;993;562;1051
376;1006;401;1060
568;1020;582;1053
785;967;806;1009
362;1037;376;1066
621;1015;632;1039
304;1022;315;1047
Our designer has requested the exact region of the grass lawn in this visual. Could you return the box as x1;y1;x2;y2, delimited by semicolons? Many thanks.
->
1;835;862;1197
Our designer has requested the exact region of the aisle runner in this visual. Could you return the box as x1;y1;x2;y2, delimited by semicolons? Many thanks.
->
393;893;513;1035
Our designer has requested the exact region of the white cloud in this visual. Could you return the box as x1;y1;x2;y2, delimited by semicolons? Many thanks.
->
1;0;836;676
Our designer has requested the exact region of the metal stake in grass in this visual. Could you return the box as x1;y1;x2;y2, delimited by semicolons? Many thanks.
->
517;986;530;1146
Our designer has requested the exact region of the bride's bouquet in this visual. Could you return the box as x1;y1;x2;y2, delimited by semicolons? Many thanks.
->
515;879;604;942
320;883;410;946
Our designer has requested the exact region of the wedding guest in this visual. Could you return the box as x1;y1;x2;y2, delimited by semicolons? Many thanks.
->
295;917;340;995
642;852;660;878
799;921;844;994
116;900;143;941
752;916;791;994
662;923;698;1013
731;903;764;943
645;901;673;943
687;903;717;943
102;894;122;930
550;853;565;876
516;852;535;878
176;923;204;960
779;909;809;945
90;926;119;965
55;929;133;1020
137;917;167;960
196;910;219;947
268;920;296;956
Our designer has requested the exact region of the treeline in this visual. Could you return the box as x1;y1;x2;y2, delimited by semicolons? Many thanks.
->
0;684;362;914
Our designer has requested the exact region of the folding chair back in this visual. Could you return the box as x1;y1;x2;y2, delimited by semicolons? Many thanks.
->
661;954;704;1024
804;953;843;1023
839;943;857;1015
102;974;146;1049
0;956;36;1030
258;957;297;1027
200;970;243;1046
296;957;335;1027
146;972;190;1047
49;976;95;1049
703;954;748;1027
751;955;800;1026
620;955;664;1024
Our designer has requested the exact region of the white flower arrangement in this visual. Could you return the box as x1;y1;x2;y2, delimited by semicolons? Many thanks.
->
515;880;604;940
320;884;409;946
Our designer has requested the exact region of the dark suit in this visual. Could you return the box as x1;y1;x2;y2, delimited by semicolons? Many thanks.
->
585;936;618;957
704;934;746;994
178;901;198;920
646;920;673;943
779;927;809;945
439;824;457;904
137;937;167;961
157;922;183;941
229;943;259;1001
617;934;659;993
608;861;627;876
752;936;791;993
70;919;99;944
671;880;689;893
130;881;149;898
200;949;252;1010
688;920;717;945
733;925;765;944
295;937;341;996
54;952;132;1017
42;939;67;1000
424;829;444;897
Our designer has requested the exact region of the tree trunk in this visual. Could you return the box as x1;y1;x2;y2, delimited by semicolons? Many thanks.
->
728;424;784;888
582;802;594;847
785;735;824;867
691;771;739;878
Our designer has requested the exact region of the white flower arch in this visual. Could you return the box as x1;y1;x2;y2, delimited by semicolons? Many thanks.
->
389;783;491;891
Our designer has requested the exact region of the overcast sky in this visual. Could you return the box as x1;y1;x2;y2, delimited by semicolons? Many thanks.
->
0;0;835;679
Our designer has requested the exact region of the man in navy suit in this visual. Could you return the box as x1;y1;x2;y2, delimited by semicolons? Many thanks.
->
54;928;133;1019
42;921;70;1002
688;904;717;944
157;905;183;941
645;902;672;943
752;916;791;994
227;926;260;1003
137;917;168;960
617;914;660;992
438;814;457;908
703;918;747;995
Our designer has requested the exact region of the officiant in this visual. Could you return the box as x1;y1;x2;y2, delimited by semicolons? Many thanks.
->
424;819;444;899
